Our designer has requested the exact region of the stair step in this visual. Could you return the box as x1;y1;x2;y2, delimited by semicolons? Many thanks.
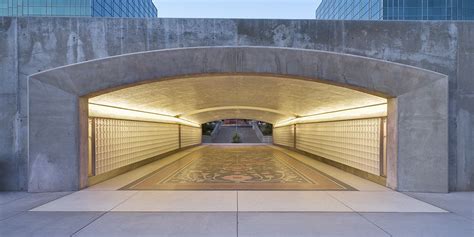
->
212;126;262;143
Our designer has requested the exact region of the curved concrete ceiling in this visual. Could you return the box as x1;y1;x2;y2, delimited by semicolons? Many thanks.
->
89;75;387;124
185;109;286;124
178;106;295;117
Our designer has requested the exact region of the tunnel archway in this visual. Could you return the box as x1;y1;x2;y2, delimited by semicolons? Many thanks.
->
28;47;448;192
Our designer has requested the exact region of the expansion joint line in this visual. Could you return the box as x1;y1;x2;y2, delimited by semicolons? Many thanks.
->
326;192;393;237
70;211;108;237
70;192;140;236
236;191;239;237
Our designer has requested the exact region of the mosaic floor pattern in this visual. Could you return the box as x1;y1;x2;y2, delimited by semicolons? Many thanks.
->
122;145;353;190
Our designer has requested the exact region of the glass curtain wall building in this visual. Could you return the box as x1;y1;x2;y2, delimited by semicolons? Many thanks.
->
315;0;474;20
315;0;384;20
0;0;157;18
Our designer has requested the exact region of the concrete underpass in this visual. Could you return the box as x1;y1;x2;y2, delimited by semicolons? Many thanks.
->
27;47;449;194
1;17;473;237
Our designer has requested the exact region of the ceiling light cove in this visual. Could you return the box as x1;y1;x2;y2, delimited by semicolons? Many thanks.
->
89;103;201;127
89;75;388;126
177;106;296;118
275;103;387;127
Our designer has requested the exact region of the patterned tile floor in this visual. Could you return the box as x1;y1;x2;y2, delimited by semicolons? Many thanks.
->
122;145;353;190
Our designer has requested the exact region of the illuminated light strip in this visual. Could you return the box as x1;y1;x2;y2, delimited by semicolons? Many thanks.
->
88;103;200;127
274;116;298;126
274;103;387;127
177;106;296;117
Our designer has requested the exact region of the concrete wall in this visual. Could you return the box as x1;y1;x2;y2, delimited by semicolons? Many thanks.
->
0;17;472;191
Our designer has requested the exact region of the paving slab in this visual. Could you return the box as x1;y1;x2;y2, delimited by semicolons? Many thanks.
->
31;191;137;212
362;213;474;237
238;212;389;237
0;211;104;237
112;191;237;212
73;212;237;237
238;191;352;212
0;192;70;220
0;192;29;205
328;191;446;212
405;192;474;220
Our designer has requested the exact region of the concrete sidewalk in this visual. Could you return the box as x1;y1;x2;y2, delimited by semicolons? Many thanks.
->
0;191;472;237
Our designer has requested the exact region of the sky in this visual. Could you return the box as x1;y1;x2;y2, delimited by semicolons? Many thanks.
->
152;0;322;19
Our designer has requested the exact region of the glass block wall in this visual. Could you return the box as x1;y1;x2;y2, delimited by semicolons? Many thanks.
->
316;0;474;20
0;0;157;17
180;125;202;148
91;118;179;175
295;118;383;175
273;125;295;148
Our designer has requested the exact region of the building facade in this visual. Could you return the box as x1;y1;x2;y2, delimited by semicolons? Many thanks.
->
315;0;474;20
0;0;157;18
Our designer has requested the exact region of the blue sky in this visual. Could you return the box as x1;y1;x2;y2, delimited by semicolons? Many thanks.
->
152;0;322;19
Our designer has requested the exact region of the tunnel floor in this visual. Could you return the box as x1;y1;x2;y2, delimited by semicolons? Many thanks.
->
121;145;353;191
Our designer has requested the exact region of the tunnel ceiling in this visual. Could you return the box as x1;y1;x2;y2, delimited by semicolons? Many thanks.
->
89;75;387;125
184;109;287;124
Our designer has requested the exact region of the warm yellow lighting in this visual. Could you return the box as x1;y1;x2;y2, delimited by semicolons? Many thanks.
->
274;116;298;126
275;104;387;127
89;104;200;127
179;106;295;117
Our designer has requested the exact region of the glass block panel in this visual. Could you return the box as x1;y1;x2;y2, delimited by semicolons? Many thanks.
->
273;125;294;148
296;118;382;175
92;118;179;175
180;125;202;148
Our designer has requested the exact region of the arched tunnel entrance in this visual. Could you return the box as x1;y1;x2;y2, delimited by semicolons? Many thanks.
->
27;47;448;193
86;74;388;188
85;74;388;188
